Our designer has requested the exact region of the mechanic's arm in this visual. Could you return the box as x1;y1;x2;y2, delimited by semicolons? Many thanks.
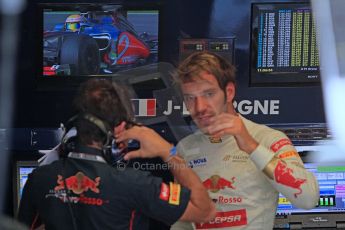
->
166;154;216;222
117;126;216;223
250;137;319;209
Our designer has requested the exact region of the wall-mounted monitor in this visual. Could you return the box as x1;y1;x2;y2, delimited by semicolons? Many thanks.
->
250;2;320;87
37;3;160;89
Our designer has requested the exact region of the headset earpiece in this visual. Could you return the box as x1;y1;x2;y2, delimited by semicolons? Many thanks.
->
60;115;79;157
60;113;124;165
61;136;78;156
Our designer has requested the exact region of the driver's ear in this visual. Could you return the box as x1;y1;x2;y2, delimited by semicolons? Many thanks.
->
114;121;126;136
225;82;235;103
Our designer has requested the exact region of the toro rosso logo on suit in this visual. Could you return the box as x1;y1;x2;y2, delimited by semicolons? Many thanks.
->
48;171;107;206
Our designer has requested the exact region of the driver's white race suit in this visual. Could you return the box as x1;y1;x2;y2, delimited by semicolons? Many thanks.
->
171;116;319;229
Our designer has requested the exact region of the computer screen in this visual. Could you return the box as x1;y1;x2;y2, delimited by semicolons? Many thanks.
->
274;154;345;228
13;161;38;214
250;2;320;86
39;3;159;78
276;162;345;215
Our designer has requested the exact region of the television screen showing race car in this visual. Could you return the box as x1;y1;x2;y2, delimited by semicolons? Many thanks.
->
42;4;159;76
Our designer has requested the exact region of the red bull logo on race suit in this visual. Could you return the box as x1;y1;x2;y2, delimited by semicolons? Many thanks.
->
274;161;306;198
203;175;236;193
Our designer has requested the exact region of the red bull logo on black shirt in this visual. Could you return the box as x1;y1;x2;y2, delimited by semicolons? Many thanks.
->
55;172;100;194
46;171;107;206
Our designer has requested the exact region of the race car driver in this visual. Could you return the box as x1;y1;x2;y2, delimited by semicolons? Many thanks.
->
65;14;84;32
171;51;319;229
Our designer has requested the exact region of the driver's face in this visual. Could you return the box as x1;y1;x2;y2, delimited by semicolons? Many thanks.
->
181;72;228;132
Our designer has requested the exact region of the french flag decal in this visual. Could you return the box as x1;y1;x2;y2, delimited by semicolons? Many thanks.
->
132;99;156;117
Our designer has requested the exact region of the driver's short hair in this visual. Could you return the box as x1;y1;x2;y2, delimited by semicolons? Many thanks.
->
175;51;237;92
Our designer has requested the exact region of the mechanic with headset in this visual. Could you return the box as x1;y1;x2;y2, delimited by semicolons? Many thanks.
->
17;78;216;230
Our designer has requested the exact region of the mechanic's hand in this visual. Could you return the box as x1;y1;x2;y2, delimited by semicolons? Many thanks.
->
205;113;258;154
116;126;172;161
114;121;128;150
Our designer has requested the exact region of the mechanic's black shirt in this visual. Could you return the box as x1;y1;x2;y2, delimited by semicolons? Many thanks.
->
18;147;190;230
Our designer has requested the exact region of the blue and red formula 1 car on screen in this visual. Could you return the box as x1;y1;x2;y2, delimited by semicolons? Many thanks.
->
43;5;158;76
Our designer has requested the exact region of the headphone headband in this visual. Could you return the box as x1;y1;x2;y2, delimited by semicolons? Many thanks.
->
82;113;111;135
60;113;127;165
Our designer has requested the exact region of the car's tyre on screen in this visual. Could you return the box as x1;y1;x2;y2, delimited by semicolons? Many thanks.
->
60;34;100;75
